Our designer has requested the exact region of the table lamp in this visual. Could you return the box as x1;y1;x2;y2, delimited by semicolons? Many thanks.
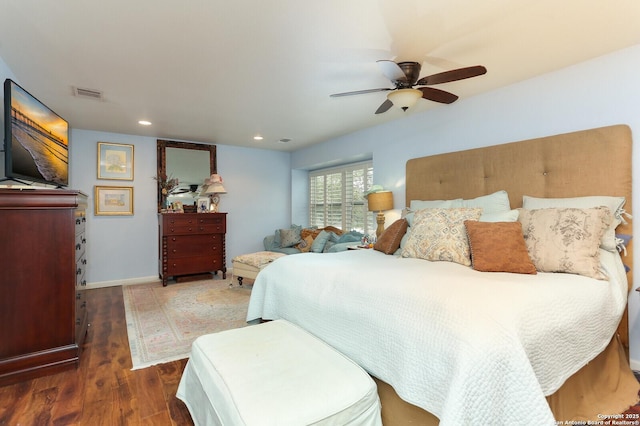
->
201;174;227;212
367;191;393;238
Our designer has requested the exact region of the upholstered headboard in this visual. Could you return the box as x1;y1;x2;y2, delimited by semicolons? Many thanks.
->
405;124;633;346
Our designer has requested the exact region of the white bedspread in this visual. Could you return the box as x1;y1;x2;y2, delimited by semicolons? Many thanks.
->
246;249;628;426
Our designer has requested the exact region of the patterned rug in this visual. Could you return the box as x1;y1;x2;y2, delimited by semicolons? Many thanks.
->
123;278;252;370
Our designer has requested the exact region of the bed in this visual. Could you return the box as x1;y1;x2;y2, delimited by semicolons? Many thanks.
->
246;125;639;425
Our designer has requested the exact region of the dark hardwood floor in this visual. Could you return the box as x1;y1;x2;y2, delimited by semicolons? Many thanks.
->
2;285;638;425
0;286;194;426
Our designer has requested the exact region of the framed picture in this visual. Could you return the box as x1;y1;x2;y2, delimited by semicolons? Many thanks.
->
97;142;134;180
171;201;184;213
95;186;134;216
197;197;210;213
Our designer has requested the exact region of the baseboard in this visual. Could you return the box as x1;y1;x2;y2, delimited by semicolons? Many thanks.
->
86;275;161;289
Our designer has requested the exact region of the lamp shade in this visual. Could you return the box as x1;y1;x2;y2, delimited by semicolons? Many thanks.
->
202;174;227;194
367;191;393;211
387;88;422;111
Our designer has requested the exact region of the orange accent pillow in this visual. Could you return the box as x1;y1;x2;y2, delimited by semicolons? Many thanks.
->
464;220;537;274
374;219;408;255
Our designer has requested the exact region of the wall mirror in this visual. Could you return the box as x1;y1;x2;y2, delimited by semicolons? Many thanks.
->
156;140;217;212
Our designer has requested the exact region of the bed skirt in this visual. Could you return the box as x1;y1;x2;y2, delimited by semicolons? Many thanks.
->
374;334;639;425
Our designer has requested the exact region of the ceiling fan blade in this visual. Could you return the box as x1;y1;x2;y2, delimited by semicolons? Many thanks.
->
416;65;487;86
420;87;459;104
374;99;393;114
330;87;392;97
376;60;407;83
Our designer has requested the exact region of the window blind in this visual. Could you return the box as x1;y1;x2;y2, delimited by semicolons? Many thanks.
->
309;161;374;234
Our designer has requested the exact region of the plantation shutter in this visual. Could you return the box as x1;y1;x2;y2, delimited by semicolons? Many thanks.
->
309;161;374;234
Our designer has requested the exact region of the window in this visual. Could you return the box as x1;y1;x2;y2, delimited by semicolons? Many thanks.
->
309;161;374;234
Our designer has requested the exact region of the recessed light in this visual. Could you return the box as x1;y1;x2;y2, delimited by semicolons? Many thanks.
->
253;135;264;141
138;120;152;126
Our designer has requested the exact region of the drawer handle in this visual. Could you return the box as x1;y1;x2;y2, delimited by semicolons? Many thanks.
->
188;227;193;231
172;249;177;253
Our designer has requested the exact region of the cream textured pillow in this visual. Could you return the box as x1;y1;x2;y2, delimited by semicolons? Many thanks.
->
517;207;612;280
401;208;482;266
522;195;626;252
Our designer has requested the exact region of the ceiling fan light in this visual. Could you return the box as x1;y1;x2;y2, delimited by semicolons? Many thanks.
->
387;88;422;111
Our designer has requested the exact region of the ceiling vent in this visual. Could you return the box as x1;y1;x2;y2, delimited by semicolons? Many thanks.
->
72;86;104;101
278;138;292;144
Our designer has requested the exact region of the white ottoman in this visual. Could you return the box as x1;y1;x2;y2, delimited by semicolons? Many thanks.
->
176;320;382;426
232;251;286;286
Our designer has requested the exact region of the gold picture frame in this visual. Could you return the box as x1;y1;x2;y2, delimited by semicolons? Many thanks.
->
97;142;134;180
94;185;134;216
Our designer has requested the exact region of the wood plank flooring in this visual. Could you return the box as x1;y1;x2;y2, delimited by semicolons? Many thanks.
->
2;285;639;425
0;286;194;426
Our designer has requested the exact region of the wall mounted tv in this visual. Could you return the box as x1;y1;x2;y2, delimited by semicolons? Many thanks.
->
3;78;69;187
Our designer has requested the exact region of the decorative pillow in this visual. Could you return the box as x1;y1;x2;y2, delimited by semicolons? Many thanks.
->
296;235;314;253
279;227;302;248
401;208;482;266
517;207;612;280
522;195;626;252
464;220;536;274
462;190;511;214
311;230;331;253
374;219;408;255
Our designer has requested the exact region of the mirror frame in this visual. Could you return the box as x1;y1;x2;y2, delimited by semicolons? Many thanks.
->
156;139;217;212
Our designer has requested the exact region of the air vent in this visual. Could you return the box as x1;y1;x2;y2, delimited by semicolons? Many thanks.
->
72;86;104;100
278;138;292;143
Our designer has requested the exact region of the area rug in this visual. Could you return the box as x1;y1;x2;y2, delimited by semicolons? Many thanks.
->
123;278;252;370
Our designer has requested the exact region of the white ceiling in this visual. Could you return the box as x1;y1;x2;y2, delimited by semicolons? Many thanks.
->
1;0;639;152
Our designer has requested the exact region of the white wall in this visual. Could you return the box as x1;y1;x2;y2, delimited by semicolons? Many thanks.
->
292;44;640;366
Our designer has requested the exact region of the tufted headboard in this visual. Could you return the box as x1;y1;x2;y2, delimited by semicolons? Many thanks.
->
405;124;633;346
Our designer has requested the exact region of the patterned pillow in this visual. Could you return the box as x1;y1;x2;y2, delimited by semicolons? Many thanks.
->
279;227;302;248
296;234;314;253
464;221;536;274
517;207;612;280
401;208;482;266
374;219;408;255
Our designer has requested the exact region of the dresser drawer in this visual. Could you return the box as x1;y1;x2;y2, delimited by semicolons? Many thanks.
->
164;222;225;235
76;253;87;287
75;209;86;235
165;255;224;276
165;234;223;257
75;231;86;262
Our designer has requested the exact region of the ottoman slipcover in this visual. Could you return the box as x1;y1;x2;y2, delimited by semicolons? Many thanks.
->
176;319;382;425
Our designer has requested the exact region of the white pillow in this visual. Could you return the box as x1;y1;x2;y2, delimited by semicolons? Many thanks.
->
522;195;626;252
462;190;511;214
480;209;519;222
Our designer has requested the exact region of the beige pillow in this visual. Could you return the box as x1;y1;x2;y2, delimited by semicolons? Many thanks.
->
464;220;536;274
401;208;482;266
374;219;408;255
517;207;612;280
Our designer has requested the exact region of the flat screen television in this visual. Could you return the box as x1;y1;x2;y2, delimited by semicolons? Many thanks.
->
3;78;69;187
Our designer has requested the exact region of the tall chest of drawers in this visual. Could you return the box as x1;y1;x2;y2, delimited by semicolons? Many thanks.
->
159;213;227;286
0;189;88;386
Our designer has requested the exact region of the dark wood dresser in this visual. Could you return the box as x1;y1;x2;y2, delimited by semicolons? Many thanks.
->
159;212;227;286
0;188;88;386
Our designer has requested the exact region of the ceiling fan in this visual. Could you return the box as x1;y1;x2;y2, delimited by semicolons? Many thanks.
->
330;60;487;114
